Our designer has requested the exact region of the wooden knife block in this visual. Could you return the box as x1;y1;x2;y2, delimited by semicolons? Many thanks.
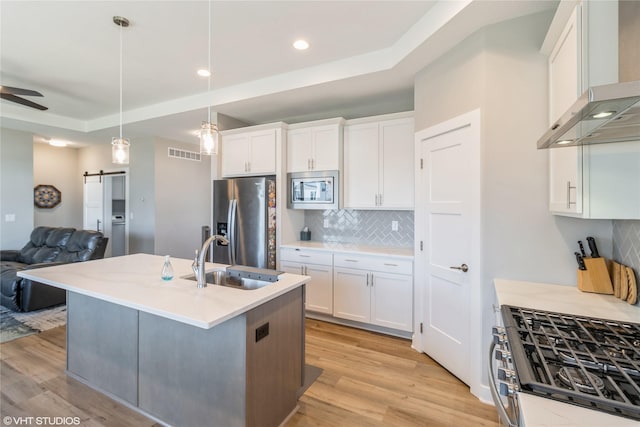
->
577;257;613;294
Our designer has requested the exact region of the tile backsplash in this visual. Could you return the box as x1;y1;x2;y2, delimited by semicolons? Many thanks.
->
612;219;640;305
303;209;414;248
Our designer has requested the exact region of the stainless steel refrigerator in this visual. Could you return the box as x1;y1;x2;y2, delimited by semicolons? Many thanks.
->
211;176;277;269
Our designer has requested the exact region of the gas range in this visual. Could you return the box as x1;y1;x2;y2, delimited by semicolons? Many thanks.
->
499;305;640;421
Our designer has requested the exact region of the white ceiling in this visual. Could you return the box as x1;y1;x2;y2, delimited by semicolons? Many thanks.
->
0;0;558;148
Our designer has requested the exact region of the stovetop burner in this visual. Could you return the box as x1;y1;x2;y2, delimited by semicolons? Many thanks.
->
557;367;605;394
501;305;640;421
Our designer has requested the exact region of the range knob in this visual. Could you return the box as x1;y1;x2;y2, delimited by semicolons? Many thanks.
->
495;348;512;363
497;367;516;381
492;326;507;345
499;381;520;397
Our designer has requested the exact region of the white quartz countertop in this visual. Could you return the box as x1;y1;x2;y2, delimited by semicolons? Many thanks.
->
280;241;413;259
494;279;639;323
18;253;309;330
494;279;639;427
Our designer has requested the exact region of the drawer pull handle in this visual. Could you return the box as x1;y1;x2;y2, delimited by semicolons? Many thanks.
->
384;263;398;267
299;255;311;258
344;259;358;262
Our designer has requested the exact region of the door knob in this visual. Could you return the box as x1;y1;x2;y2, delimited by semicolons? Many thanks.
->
450;263;469;273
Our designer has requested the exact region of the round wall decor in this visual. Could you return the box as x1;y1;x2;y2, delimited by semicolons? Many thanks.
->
34;184;62;208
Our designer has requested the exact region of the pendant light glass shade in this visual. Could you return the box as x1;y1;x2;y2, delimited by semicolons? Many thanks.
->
112;137;130;164
200;121;219;155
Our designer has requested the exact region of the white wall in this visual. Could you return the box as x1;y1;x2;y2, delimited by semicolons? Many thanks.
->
128;138;155;254
0;128;33;249
414;11;613;386
154;138;211;259
33;143;83;228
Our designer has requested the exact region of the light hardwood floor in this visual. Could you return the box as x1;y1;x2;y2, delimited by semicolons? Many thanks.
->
0;320;499;426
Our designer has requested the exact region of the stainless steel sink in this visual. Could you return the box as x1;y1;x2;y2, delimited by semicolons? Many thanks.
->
182;271;274;290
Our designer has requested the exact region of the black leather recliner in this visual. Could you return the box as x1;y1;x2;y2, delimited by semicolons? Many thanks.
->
0;226;108;312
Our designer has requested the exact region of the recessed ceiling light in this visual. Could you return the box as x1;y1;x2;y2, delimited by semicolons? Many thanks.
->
197;69;211;77
293;39;309;50
556;140;572;145
591;111;615;119
49;139;68;147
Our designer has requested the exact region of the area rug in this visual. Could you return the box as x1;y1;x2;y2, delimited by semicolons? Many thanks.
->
0;305;67;343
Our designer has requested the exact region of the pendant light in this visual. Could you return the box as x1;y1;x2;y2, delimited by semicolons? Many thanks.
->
112;16;130;164
199;0;219;155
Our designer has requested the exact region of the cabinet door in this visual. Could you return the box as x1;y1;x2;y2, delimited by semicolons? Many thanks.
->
379;118;414;209
222;134;250;177
370;272;413;332
311;125;341;171
287;128;313;172
248;129;276;175
305;264;334;314
333;267;370;323
281;260;333;315
549;148;583;214
280;260;304;276
344;123;379;208
548;6;583;215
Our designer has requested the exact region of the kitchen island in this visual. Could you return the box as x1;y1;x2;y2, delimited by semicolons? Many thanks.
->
18;253;310;427
494;279;639;427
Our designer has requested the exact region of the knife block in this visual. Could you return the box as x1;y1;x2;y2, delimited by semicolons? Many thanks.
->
577;257;613;294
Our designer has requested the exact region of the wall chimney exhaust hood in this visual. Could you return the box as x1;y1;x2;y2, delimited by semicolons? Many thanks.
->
537;80;640;149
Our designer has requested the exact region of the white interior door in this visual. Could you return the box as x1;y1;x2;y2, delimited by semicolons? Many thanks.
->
414;110;480;389
83;176;104;234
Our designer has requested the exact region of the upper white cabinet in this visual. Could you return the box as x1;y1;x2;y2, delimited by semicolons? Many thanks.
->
545;2;640;219
344;112;414;210
221;128;277;177
548;6;583;215
287;119;343;172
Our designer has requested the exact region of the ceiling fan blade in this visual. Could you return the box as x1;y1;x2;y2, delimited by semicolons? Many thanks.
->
0;85;43;97
0;93;48;110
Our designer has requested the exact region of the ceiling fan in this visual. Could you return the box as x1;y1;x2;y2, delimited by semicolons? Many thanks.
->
0;85;48;110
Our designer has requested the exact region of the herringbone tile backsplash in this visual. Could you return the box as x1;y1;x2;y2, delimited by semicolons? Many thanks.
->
303;210;414;248
612;219;640;305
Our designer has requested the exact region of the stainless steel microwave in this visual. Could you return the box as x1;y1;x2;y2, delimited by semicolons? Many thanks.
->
287;170;339;210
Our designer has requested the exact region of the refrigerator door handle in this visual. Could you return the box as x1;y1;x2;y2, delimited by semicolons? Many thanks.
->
228;199;237;265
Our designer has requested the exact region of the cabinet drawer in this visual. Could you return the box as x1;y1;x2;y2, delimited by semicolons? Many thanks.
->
280;247;333;265
334;253;412;275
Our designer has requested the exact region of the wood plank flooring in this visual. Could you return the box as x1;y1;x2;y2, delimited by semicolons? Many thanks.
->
0;320;499;426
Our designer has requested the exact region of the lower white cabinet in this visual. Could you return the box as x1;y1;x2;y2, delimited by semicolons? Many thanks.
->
280;246;414;333
333;253;413;332
280;248;333;314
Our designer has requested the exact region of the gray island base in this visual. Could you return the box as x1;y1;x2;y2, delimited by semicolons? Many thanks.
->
17;254;309;427
67;288;304;427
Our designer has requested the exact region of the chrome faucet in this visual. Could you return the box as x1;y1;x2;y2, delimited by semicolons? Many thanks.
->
193;234;229;288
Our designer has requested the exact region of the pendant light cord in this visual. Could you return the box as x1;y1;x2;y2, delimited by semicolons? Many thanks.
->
207;0;212;124
119;19;123;140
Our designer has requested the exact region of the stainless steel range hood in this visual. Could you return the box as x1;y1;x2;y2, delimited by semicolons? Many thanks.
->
537;79;640;149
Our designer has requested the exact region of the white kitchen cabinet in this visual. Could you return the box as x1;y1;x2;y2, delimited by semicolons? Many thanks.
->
544;2;639;219
287;119;343;172
280;248;333;314
332;253;413;332
344;113;414;210
221;128;276;177
333;267;369;323
548;5;583;215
